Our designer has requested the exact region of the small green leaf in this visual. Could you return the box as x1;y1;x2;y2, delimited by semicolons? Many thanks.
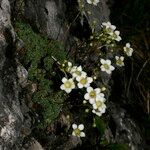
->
100;138;109;146
95;116;106;136
106;143;128;150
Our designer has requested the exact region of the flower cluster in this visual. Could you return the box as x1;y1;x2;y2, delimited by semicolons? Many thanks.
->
60;62;106;115
101;21;122;42
87;0;100;6
60;62;107;137
60;64;94;93
59;21;134;138
84;87;106;116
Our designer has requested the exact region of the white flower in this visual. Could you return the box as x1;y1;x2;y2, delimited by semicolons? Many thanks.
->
123;43;133;56
60;77;75;93
76;74;93;88
101;22;121;42
100;59;115;74
92;97;106;116
92;99;106;111
111;30;121;42
72;124;85;137
102;21;116;32
87;0;100;6
84;87;104;104
70;66;87;78
115;56;124;67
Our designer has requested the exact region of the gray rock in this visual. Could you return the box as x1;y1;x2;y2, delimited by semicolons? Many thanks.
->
24;0;65;40
107;102;144;150
83;0;110;31
0;0;30;149
24;0;110;41
57;136;82;150
17;63;28;88
26;139;44;150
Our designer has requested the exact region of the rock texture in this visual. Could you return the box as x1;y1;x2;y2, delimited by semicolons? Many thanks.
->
24;0;110;41
0;0;29;149
0;0;18;148
107;102;144;150
83;0;110;30
24;0;65;40
0;0;148;149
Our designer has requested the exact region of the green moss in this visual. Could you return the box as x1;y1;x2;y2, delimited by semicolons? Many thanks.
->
15;21;67;126
15;21;66;76
106;143;128;150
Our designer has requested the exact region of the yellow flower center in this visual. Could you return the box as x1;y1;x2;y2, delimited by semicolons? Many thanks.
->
74;128;81;136
125;47;130;53
107;28;112;33
89;91;96;98
80;78;87;85
117;59;123;65
64;81;72;88
113;33;117;38
96;101;102;108
75;70;81;76
103;64;110;70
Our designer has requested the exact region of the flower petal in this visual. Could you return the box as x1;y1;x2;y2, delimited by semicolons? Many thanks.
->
87;86;93;93
106;59;111;65
115;56;119;60
78;124;84;130
65;89;71;93
93;103;97;109
87;77;93;83
110;65;115;71
100;59;105;64
72;131;76;136
72;124;77;129
106;70;111;74
62;77;67;83
60;85;65;90
68;62;72;67
126;43;130;47
120;56;124;61
80;132;85;137
89;99;95;104
76;76;80;82
101;66;106;71
78;83;83;89
95;88;101;94
78;66;82;71
99;93;105;97
84;93;90;100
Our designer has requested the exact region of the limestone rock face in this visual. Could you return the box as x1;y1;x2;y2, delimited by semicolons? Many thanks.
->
24;0;65;40
107;102;144;150
83;0;110;31
24;0;110;41
0;0;25;149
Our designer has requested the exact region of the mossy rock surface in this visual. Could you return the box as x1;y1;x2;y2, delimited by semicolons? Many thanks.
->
15;21;67;126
